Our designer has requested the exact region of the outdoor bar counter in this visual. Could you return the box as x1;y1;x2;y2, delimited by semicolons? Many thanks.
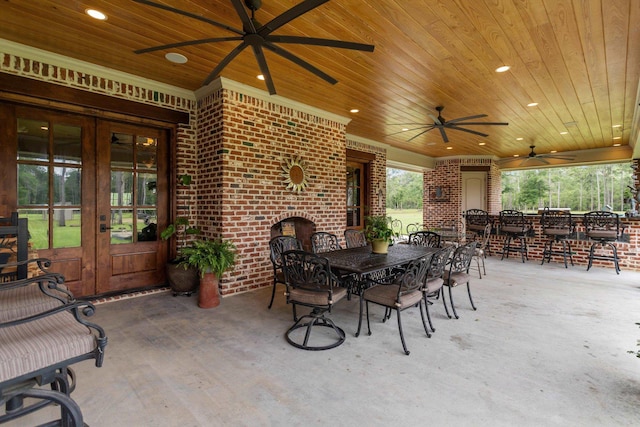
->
483;213;640;271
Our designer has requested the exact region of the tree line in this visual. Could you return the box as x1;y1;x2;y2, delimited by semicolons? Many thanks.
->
501;163;635;213
386;168;423;209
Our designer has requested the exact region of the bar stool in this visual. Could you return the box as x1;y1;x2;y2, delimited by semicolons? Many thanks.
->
465;209;492;255
540;210;575;268
498;210;531;263
583;211;624;274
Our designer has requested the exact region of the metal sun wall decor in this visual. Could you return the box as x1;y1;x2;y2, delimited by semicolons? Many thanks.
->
281;155;309;192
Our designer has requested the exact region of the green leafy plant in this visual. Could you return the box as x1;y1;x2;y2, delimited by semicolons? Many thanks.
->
364;215;396;243
160;216;201;261
178;238;236;278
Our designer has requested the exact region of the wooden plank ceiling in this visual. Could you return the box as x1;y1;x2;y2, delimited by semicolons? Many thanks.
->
0;0;638;165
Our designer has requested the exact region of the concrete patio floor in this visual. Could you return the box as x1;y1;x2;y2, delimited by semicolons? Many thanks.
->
9;256;640;426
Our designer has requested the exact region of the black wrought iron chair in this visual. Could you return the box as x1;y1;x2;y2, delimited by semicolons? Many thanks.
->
471;222;492;278
389;218;403;237
310;231;341;254
443;242;478;319
281;250;347;350
498;210;531;262
583;211;624;274
344;229;367;248
423;245;455;333
465;209;492;255
540;210;575;268
267;235;302;309
437;218;465;247
356;255;433;355
408;231;441;248
465;209;490;236
406;223;421;234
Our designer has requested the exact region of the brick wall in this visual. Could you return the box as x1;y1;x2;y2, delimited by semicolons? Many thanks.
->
196;88;387;295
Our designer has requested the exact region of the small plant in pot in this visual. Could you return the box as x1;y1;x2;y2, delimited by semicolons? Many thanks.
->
364;215;397;254
161;216;201;296
179;238;237;309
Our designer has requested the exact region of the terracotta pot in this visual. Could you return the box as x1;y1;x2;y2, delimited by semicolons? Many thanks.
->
198;271;221;309
371;239;389;254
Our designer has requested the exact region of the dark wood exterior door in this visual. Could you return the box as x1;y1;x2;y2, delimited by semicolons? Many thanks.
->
95;120;169;294
2;103;170;297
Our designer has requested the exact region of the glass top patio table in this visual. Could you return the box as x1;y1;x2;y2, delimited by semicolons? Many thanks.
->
321;244;438;276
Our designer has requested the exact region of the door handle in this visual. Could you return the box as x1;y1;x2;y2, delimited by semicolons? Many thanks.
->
99;224;112;233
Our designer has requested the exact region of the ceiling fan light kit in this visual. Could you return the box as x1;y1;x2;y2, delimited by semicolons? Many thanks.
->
134;0;375;95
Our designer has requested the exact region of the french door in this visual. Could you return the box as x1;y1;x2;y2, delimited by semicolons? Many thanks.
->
95;120;169;294
9;105;169;296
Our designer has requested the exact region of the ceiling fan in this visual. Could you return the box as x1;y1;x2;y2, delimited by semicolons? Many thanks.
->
499;145;576;166
390;106;508;143
133;0;375;94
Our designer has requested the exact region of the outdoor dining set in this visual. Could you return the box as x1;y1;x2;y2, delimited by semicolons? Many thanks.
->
268;226;482;355
267;206;625;355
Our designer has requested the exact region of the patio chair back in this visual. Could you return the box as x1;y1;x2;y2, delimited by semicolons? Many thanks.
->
311;232;341;253
408;231;441;248
267;235;302;309
344;229;367;248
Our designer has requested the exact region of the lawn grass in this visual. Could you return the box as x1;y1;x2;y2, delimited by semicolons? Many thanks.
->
385;208;423;234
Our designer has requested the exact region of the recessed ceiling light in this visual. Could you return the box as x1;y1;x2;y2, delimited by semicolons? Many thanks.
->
495;65;510;73
612;124;622;128
527;102;538;107
165;53;187;64
516;137;524;141
613;136;621;140
560;131;568;135
550;150;557;153
402;128;409;132
613;143;621;147
478;142;486;146
446;146;453;150
349;109;359;113
513;154;520;157
257;74;265;80
85;9;107;20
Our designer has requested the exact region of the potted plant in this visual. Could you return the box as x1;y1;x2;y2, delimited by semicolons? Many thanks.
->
161;215;201;296
364;215;396;254
179;238;237;309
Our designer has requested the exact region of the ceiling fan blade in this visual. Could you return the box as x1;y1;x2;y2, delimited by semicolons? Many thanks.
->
388;122;432;126
251;45;276;95
387;125;433;137
428;114;441;125
445;114;487;124
133;0;243;35
202;42;249;86
448;121;509;126
407;128;436;142
263;42;337;84
446;126;488;137
134;37;242;54
266;36;374;52
259;0;329;36
438;127;449;143
538;154;576;160
230;0;256;34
